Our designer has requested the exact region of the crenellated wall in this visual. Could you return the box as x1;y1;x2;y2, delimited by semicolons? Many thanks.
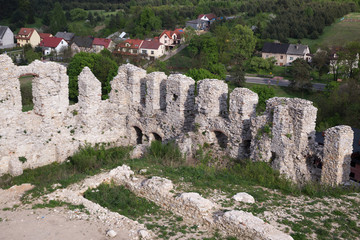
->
0;54;354;186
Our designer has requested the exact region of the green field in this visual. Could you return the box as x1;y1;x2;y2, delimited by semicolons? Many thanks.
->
291;12;360;51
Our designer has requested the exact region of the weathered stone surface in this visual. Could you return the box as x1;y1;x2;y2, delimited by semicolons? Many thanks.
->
8;157;23;176
106;229;117;238
321;126;354;186
0;54;355;187
232;192;255;204
176;192;217;213
217;210;293;240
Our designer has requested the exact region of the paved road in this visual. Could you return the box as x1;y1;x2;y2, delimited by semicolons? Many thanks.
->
160;44;189;61
236;76;326;91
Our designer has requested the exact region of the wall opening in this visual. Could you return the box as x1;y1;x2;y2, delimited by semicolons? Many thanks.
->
152;132;162;142
133;126;143;144
19;74;37;112
243;140;251;155
214;131;228;149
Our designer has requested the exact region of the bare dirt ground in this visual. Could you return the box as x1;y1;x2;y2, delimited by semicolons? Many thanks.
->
0;184;129;240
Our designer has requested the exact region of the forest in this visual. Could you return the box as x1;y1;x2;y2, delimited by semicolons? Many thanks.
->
0;0;358;40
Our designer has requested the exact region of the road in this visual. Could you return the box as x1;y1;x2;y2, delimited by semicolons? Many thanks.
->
241;76;326;91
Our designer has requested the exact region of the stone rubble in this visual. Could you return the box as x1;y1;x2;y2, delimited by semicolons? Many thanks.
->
232;192;256;204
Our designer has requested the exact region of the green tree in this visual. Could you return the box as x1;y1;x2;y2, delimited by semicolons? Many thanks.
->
186;68;219;81
133;7;161;38
24;44;41;64
67;52;118;102
250;85;275;113
338;41;360;78
312;50;329;82
49;2;67;34
70;8;88;21
290;58;312;91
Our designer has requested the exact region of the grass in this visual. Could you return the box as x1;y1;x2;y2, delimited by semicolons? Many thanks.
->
19;75;34;112
84;183;160;219
32;199;88;214
0;144;131;201
290;13;360;51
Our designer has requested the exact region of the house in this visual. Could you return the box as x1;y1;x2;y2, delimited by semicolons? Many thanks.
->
198;13;217;22
55;32;75;44
39;37;68;55
113;39;143;56
286;44;311;64
0;26;15;49
262;42;289;66
71;36;94;54
262;42;311;66
139;39;165;60
39;33;53;41
15;28;41;47
92;38;114;53
327;47;359;74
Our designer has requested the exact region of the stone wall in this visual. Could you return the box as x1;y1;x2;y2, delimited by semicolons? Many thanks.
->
0;54;354;185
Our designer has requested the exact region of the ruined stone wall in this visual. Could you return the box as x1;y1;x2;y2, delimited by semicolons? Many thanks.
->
0;54;354;185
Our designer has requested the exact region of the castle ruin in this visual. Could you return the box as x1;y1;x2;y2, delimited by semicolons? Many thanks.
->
0;54;354;186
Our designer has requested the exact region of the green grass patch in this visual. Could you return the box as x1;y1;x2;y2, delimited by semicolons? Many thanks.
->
32;199;88;213
19;75;34;112
0;145;131;201
84;183;159;219
290;13;360;51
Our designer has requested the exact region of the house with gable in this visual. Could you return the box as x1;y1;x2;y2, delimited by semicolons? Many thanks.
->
0;26;15;49
139;39;165;60
39;33;53;41
92;38;114;53
15;28;41;47
55;32;75;44
262;42;311;66
198;13;217;22
113;39;144;56
71;36;94;54
39;37;68;55
159;29;185;50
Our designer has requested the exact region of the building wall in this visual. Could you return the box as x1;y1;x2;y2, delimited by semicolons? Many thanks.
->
54;40;68;54
140;45;165;59
29;30;41;48
0;28;14;48
262;52;287;66
159;34;175;47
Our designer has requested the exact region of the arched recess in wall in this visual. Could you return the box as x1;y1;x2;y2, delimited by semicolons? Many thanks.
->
151;132;162;142
211;130;228;149
19;73;38;112
131;126;143;144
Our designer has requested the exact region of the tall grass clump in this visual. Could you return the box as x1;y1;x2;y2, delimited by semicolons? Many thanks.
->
146;140;185;167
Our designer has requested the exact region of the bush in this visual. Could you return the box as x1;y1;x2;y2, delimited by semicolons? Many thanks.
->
146;141;184;167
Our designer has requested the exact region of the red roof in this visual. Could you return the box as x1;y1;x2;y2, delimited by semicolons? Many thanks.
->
140;40;163;50
39;37;64;48
160;29;184;40
198;13;217;20
93;38;112;48
39;33;52;39
160;30;174;39
117;39;143;49
16;28;36;40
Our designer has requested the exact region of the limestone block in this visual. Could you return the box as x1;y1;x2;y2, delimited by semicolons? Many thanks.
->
109;165;134;184
219;210;293;240
232;192;255;204
8;157;23;176
196;79;228;117
229;88;258;122
321;125;354;186
176;192;217;213
141;177;174;196
145;72;167;114
130;144;148;159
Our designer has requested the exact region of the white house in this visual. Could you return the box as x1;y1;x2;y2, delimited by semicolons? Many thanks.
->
39;37;68;55
286;44;311;65
0;26;15;49
139;39;165;60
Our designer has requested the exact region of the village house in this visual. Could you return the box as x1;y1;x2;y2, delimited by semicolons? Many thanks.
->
39;33;53;41
159;29;184;50
55;32;75;44
0;26;15;49
186;13;216;31
262;42;311;66
15;28;41;47
39;37;68;55
92;38;114;53
71;36;94;54
326;47;359;74
139;39;165;60
113;39;143;57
